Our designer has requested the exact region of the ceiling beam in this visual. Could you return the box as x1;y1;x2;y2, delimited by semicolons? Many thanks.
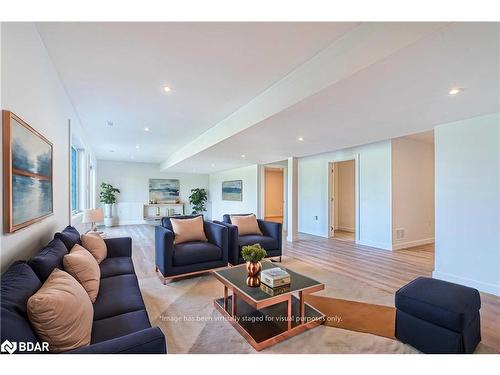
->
160;22;448;171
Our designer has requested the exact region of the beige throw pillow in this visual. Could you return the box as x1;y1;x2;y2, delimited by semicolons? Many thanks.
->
81;232;107;263
171;216;208;244
63;244;100;303
27;268;93;353
230;214;263;236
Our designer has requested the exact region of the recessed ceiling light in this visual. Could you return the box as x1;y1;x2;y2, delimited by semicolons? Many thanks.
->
448;88;463;96
298;137;304;141
241;154;246;158
130;156;135;159
144;127;150;132
163;86;172;93
211;163;215;167
135;145;140;149
107;121;114;127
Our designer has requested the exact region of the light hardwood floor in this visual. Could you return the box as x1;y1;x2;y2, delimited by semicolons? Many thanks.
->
333;230;355;241
285;233;500;351
106;224;500;352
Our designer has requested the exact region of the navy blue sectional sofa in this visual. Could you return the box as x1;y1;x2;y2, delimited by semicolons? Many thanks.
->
216;214;282;265
0;226;166;354
155;215;228;283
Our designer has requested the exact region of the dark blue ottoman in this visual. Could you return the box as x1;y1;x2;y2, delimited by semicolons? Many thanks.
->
395;277;481;354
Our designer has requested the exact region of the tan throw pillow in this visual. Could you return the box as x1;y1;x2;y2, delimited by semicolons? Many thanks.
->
27;268;93;353
230;214;263;236
81;232;107;263
63;244;100;303
171;216;208;244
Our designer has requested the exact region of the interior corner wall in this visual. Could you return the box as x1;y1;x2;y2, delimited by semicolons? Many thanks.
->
391;136;435;249
434;113;500;296
0;23;91;272
298;140;392;250
264;168;284;219
95;160;210;224
209;165;259;221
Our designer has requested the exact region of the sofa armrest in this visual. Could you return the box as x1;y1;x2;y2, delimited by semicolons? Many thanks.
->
67;327;166;354
104;237;132;258
155;226;174;276
258;220;282;249
204;221;229;264
214;220;240;265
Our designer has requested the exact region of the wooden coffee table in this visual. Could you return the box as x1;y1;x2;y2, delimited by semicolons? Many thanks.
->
213;260;325;351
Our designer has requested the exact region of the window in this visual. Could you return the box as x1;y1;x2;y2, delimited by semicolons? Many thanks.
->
71;146;79;212
88;158;95;209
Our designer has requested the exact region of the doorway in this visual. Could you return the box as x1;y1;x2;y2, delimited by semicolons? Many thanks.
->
264;167;284;224
329;160;356;241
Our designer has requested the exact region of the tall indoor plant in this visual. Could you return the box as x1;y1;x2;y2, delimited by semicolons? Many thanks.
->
99;182;120;227
189;188;208;214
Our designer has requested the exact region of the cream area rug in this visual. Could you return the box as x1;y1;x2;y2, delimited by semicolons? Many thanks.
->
138;257;496;354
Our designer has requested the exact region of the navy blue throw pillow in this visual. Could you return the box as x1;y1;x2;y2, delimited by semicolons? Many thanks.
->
54;225;81;250
0;261;42;347
27;238;68;282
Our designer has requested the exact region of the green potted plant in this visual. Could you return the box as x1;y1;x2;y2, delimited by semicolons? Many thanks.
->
241;244;267;287
189;188;208;214
99;182;120;227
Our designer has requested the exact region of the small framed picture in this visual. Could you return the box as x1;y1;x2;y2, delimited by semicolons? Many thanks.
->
222;180;243;201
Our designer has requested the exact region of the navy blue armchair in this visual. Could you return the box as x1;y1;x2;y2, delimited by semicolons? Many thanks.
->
155;215;228;284
215;214;282;265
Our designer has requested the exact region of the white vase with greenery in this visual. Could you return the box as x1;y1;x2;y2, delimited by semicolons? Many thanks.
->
99;182;120;227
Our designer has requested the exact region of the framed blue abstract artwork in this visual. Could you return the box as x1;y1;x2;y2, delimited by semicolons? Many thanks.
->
222;180;242;201
3;111;53;233
149;178;180;203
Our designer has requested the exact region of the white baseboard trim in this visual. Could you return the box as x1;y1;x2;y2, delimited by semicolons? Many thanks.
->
115;220;149;226
432;271;500;296
392;237;434;250
356;239;392;251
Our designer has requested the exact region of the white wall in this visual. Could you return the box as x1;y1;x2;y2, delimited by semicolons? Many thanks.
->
96;160;210;224
298;140;392;250
334;160;355;232
0;23;93;272
209;165;259;221
434;113;500;295
392;136;434;249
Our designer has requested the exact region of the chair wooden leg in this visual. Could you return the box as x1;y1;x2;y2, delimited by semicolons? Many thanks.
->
155;265;159;272
279;256;282;262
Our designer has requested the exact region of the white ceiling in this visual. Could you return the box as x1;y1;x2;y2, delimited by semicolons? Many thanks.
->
37;22;499;172
164;22;499;172
36;22;357;162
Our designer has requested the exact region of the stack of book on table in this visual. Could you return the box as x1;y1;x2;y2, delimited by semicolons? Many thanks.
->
260;267;291;296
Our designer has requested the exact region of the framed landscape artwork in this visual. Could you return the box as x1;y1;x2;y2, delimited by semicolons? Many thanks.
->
222;180;242;201
3;110;54;233
149;178;180;203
